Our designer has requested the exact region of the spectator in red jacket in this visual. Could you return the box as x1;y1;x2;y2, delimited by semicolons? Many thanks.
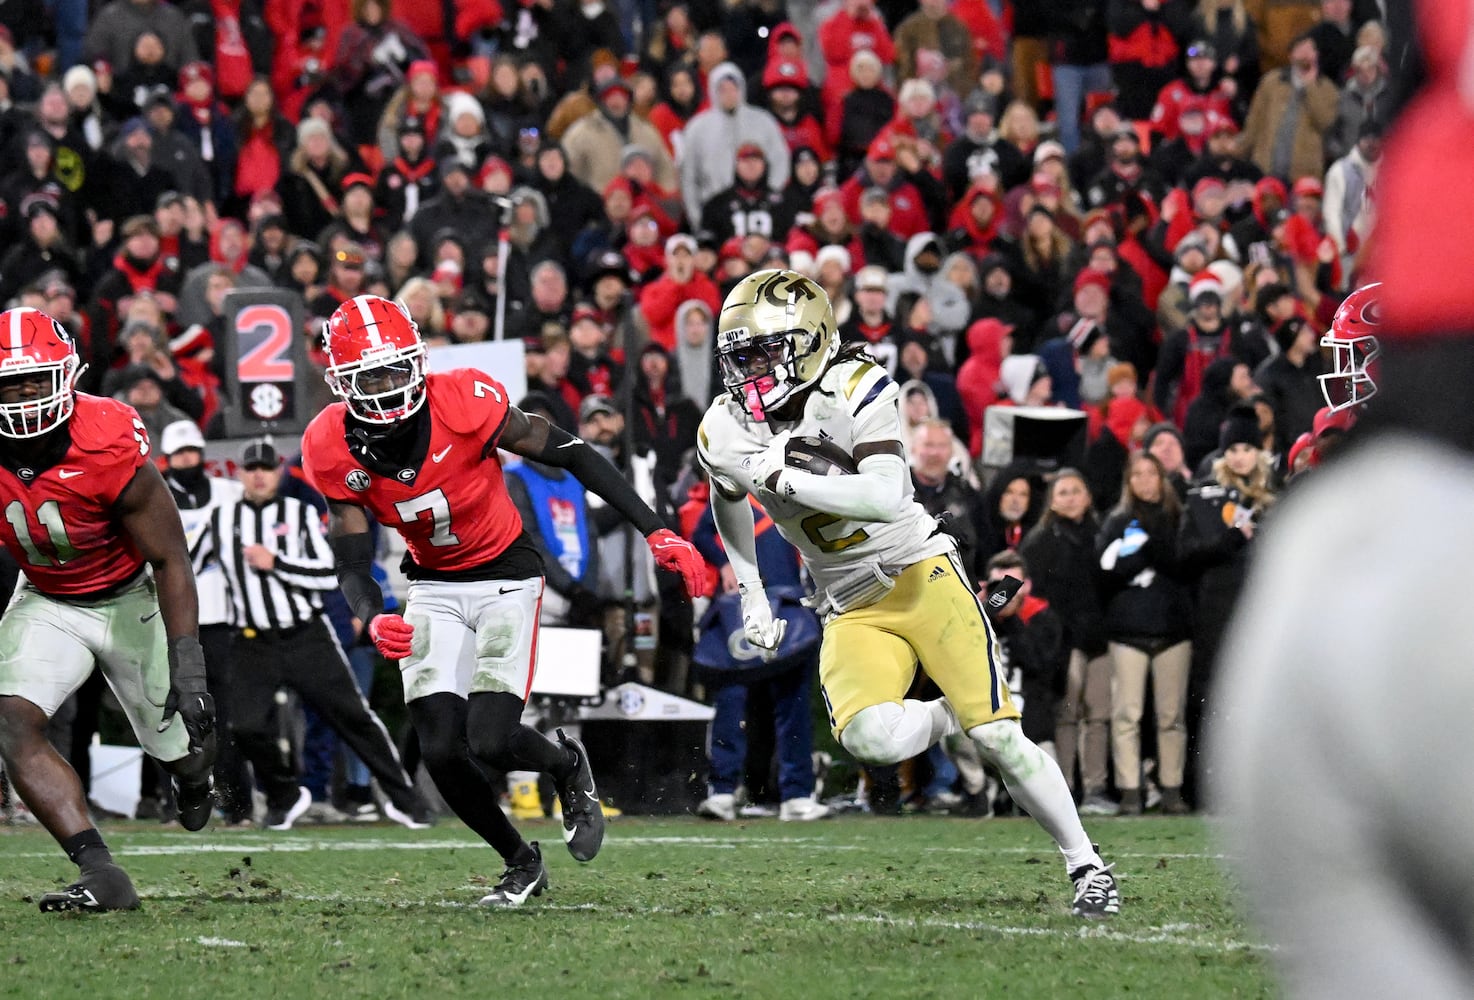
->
957;317;1012;456
1150;39;1236;143
1107;0;1193;121
637;232;720;350
838;135;939;241
818;0;894;124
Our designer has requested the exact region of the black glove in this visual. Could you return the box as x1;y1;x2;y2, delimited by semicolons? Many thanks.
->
159;635;215;754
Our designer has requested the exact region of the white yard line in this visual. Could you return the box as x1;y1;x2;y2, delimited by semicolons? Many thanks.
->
148;890;1265;953
0;833;1230;862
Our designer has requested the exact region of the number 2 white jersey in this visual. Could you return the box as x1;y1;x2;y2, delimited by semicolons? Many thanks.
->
696;358;952;592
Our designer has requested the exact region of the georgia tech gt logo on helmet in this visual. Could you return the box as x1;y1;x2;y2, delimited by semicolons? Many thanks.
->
716;270;838;421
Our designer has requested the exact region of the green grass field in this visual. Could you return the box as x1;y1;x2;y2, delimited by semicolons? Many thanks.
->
0;815;1274;999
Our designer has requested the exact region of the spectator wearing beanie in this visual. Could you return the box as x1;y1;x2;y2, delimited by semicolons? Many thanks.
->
972;254;1039;350
1155;270;1266;428
818;0;895;130
1182;356;1256;469
1182;112;1262;194
0;198;80;306
1178;400;1277;801
1142;421;1192;499
835;49;896;178
636;233;720;351
1149;39;1235;144
699;143;792;246
375;115;439;231
681;62;790;223
408;160;498;267
278;116;357;239
379;58;445;158
174;61;237;210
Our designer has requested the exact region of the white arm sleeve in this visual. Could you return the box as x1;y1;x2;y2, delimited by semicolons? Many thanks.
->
710;489;765;589
775;454;910;523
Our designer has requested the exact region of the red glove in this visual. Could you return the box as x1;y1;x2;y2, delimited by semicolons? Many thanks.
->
368;614;415;660
646;529;706;599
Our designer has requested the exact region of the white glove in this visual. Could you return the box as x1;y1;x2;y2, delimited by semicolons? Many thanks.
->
739;582;786;660
744;431;791;494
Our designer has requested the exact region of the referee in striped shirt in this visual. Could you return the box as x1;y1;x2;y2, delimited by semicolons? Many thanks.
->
194;439;430;830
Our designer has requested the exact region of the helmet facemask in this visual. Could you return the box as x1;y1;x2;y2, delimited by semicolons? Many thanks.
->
325;341;429;424
1318;334;1379;413
718;333;802;422
0;355;79;439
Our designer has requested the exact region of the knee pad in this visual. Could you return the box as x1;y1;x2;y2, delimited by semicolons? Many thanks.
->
839;704;911;766
969;719;1034;772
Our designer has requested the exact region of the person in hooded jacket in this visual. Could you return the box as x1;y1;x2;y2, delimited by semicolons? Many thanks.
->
1021;469;1113;815
680;61;790;222
563;77;677;196
956;317;1011;456
1095;452;1193;816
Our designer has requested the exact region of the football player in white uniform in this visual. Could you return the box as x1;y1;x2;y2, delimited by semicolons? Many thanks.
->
698;270;1119;917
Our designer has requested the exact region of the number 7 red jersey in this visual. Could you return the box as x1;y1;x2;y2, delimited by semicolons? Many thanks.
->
0;395;152;596
301;369;524;573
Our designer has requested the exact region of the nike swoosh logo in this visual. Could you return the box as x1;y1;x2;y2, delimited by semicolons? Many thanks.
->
556;439;581;449
139;609;161;623
58;470;84;479
498;586;520;594
431;445;452;463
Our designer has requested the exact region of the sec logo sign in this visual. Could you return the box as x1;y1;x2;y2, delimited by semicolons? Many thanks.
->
345;469;371;492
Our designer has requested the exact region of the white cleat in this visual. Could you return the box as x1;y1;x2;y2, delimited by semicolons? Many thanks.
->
779;796;831;822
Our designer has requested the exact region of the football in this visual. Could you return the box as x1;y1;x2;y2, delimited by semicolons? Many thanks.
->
784;435;859;476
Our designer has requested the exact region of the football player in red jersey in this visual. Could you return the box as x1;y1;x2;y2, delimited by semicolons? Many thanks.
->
0;308;215;913
301;295;706;908
1212;3;1474;992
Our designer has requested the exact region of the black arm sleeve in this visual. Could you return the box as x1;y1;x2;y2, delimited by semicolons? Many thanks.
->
329;531;386;626
533;423;665;536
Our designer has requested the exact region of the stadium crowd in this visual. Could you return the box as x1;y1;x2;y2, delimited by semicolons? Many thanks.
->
0;0;1385;823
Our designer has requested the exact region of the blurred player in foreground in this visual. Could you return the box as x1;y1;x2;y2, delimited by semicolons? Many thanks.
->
1213;7;1474;986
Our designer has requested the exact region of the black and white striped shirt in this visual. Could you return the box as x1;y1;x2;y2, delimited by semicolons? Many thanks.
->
192;492;338;631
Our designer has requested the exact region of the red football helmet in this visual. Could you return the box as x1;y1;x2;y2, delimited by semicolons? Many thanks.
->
323;295;428;423
0;307;81;438
1320;282;1381;413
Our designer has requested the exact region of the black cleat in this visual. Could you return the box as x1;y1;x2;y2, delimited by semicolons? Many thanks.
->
480;842;548;908
1069;851;1121;919
38;864;141;913
174;775;215;832
553;729;605;862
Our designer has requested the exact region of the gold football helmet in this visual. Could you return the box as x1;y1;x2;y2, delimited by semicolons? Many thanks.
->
716;269;838;420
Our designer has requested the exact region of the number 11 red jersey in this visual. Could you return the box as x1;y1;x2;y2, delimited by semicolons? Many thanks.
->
0;395;151;597
301;369;524;573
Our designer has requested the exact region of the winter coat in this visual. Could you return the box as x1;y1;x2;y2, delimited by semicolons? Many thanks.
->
1177;476;1255;654
680;62;791;222
1021;511;1108;656
1238;66;1340;182
1096;504;1192;648
563;108;677;196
